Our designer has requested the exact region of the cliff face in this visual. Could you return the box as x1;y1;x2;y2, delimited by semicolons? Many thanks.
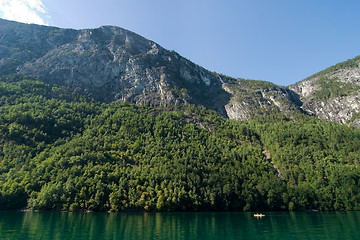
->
290;56;360;126
0;19;79;75
2;18;360;125
0;19;231;116
222;78;303;121
0;18;302;120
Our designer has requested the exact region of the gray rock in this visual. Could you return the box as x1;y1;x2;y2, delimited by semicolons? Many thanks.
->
2;18;360;126
290;57;360;126
1;19;231;116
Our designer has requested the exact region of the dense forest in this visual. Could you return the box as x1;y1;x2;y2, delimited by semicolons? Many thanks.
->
0;75;360;212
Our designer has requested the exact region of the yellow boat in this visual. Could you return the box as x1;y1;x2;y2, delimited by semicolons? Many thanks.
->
254;213;265;218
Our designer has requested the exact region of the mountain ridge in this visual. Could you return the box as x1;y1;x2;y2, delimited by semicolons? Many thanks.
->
1;18;360;125
290;56;360;126
1;18;233;117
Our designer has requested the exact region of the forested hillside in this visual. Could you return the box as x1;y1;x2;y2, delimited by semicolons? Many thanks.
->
1;75;360;211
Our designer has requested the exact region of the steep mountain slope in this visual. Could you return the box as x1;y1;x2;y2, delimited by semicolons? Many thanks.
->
2;18;360;126
290;56;360;126
222;77;303;120
0;18;303;120
0;18;230;116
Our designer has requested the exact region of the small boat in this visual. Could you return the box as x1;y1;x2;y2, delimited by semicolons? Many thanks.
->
254;213;265;218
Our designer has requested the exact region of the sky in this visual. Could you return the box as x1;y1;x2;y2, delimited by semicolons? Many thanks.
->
1;0;360;86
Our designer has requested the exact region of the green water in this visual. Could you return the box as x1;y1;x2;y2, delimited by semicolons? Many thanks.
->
0;211;359;239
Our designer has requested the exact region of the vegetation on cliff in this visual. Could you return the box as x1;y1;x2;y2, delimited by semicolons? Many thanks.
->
305;55;360;81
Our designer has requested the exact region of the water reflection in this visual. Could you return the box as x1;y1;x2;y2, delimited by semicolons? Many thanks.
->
0;211;359;239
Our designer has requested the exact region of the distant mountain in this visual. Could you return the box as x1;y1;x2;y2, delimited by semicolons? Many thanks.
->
0;18;304;120
290;56;360;127
0;18;230;116
1;18;360;125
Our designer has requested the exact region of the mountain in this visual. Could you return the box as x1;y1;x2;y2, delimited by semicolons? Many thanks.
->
2;18;360;124
0;18;229;115
290;56;360;127
0;18;304;120
1;19;360;212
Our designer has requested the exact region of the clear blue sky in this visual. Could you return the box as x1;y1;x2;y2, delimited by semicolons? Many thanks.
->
1;0;360;86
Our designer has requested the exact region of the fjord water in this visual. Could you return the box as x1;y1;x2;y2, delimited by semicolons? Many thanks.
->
1;211;359;240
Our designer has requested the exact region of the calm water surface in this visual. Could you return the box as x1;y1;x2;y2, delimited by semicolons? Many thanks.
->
0;211;359;239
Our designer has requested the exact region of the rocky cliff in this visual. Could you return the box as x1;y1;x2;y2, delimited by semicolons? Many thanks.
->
290;56;360;126
0;19;232;116
222;77;303;121
0;18;303;120
1;18;360;125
